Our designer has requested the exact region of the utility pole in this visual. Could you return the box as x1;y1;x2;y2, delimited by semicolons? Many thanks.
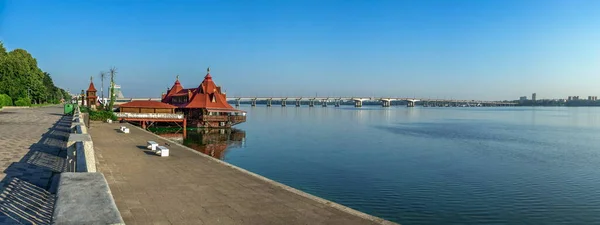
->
100;71;106;105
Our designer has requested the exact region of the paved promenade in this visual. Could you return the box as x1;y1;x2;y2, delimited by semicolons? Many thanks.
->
0;106;70;224
90;122;395;225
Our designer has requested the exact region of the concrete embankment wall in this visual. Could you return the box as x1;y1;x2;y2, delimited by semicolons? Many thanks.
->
52;106;124;225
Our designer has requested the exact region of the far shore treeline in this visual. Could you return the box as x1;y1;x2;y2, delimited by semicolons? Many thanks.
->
0;41;70;107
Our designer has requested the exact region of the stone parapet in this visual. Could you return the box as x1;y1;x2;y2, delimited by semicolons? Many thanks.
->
52;173;124;225
53;105;123;224
66;107;95;172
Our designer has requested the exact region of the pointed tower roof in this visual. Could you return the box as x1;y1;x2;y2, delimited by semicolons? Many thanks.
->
162;75;186;104
184;68;237;110
168;75;184;94
87;76;97;92
198;67;218;94
204;67;212;80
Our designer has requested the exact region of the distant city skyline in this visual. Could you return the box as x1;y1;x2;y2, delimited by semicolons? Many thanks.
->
1;0;600;100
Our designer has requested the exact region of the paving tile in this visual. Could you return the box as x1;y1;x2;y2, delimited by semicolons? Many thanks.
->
0;106;70;224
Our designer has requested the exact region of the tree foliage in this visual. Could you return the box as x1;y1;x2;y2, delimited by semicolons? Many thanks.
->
0;41;69;105
0;94;11;107
14;97;31;106
108;67;117;110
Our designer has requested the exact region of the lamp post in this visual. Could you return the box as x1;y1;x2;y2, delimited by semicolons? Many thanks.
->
81;90;85;106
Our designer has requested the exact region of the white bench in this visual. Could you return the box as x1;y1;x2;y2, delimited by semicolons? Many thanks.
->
156;146;169;157
120;126;126;132
147;141;158;151
122;128;130;134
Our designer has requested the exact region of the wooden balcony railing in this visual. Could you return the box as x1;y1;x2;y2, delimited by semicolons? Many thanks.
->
200;115;247;124
229;115;246;124
201;115;229;122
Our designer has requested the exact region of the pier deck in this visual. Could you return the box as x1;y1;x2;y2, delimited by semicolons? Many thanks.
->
89;122;393;225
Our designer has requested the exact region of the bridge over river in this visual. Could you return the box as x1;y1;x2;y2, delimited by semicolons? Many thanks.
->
115;97;517;107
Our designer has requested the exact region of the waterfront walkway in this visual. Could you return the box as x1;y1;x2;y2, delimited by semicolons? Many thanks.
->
0;106;70;224
90;122;394;225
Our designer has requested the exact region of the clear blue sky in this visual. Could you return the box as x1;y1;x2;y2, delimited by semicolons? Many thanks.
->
1;0;599;100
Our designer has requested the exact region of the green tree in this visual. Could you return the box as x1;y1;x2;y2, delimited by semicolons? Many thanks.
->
42;72;56;103
0;49;46;104
108;67;117;110
0;94;11;107
15;97;31;106
0;42;65;105
60;88;70;102
0;41;6;58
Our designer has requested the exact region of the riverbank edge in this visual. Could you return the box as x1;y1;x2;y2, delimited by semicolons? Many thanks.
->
124;123;398;225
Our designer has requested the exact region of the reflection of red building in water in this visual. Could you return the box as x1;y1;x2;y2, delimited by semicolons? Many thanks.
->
157;129;245;160
161;68;246;128
186;129;245;159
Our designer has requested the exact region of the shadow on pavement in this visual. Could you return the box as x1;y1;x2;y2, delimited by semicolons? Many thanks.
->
0;114;71;224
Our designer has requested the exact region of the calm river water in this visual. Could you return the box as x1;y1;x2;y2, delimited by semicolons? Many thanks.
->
164;106;600;224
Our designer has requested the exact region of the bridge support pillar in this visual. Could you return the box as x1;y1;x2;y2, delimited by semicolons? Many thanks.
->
235;99;241;107
335;100;340;107
407;101;415;107
295;99;301;107
309;99;315;107
251;99;256;107
281;99;287;107
354;100;363;107
322;100;327;107
381;100;391;107
267;99;272;107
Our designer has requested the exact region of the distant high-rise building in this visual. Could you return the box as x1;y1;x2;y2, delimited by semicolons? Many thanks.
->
532;93;537;101
519;96;527;103
568;96;580;101
588;96;597;101
109;84;125;98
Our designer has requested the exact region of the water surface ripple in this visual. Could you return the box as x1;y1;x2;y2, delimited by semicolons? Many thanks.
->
195;106;600;224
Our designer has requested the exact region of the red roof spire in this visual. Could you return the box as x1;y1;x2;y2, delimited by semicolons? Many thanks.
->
204;67;212;80
169;75;183;94
87;76;97;92
174;74;181;85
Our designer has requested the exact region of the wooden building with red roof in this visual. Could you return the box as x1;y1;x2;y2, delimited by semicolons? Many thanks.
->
116;100;186;131
119;100;177;114
161;68;246;128
86;77;98;109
